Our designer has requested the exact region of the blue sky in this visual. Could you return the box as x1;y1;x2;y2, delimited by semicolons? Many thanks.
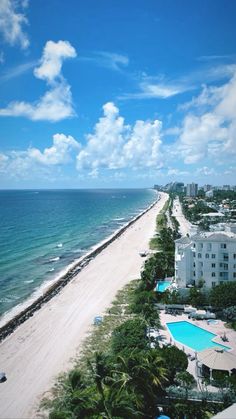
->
0;0;236;188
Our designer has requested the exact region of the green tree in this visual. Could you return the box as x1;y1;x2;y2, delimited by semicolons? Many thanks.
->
175;371;195;399
158;345;188;384
130;290;160;328
113;349;167;418
111;319;148;356
210;282;236;308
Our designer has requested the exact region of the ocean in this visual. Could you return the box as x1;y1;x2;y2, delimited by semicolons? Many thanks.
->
0;189;156;318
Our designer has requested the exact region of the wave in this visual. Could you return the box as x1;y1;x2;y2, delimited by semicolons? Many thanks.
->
48;256;60;263
56;243;63;248
23;280;34;284
0;193;159;329
0;294;20;303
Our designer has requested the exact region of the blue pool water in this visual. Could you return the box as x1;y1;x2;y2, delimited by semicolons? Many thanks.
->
156;281;171;292
167;321;230;352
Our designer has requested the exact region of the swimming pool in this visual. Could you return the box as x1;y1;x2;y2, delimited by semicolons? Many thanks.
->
167;321;230;352
155;281;171;292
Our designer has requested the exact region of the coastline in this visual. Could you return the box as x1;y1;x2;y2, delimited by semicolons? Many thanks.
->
0;191;168;419
0;192;158;340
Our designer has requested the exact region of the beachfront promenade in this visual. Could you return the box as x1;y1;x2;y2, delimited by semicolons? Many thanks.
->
0;192;168;419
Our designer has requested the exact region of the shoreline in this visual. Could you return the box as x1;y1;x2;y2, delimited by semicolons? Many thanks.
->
0;191;168;419
0;193;159;342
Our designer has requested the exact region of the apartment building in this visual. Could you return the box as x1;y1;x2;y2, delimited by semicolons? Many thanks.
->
186;183;198;197
175;231;236;288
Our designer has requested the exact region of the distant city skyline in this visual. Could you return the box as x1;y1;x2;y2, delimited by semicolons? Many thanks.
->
0;0;236;189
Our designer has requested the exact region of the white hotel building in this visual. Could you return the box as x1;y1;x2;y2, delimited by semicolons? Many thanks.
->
175;231;236;288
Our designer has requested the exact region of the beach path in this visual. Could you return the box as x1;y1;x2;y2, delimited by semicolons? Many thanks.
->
0;192;168;419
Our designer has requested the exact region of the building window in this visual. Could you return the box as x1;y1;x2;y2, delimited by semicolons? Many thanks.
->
234;273;236;278
193;271;196;277
223;253;228;261
205;253;209;258
220;243;227;249
212;263;216;268
212;272;216;277
198;253;202;258
193;252;196;257
212;282;216;287
193;262;196;268
212;254;216;259
220;272;228;279
234;254;236;259
207;243;212;251
234;264;236;269
193;243;196;248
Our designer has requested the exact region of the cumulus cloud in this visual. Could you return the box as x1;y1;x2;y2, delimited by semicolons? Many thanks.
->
28;133;80;165
0;133;81;178
176;71;236;163
0;40;77;122
76;102;162;171
0;0;29;49
34;40;76;82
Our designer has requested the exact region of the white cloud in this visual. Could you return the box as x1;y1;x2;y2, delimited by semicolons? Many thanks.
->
0;40;77;122
81;51;129;72
0;60;37;83
28;133;80;165
0;0;29;49
34;40;76;82
176;71;236;164
120;79;187;100
0;133;81;178
197;166;216;176
76;102;162;171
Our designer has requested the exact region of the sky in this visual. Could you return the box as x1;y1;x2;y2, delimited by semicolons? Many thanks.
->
0;0;236;189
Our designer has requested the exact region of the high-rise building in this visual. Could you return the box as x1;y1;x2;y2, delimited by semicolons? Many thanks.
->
175;231;236;288
186;183;198;197
204;184;212;192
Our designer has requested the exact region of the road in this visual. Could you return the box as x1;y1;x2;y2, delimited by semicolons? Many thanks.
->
172;197;193;236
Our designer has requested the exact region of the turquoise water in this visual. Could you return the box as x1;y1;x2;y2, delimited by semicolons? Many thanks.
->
0;189;156;317
167;321;230;352
155;281;171;292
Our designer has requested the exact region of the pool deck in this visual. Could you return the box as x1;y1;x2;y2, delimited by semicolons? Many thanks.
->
159;311;236;390
159;311;236;356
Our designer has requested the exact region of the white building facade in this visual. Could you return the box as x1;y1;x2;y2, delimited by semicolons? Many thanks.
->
175;232;236;288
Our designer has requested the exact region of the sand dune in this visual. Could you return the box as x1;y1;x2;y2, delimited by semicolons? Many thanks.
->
0;192;168;419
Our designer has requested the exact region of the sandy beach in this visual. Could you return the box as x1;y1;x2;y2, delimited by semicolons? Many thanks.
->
0;192;168;419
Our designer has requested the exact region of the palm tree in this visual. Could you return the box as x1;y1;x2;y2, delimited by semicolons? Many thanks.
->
176;371;195;399
111;349;167;417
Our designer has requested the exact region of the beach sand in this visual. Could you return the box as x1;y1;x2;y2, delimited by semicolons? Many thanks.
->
0;192;168;419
